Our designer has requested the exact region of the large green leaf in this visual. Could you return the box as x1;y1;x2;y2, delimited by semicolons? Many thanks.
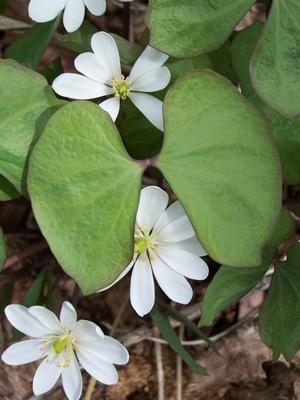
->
0;175;20;201
250;0;300;118
158;70;282;267
28;101;142;294
200;209;295;326
5;19;59;69
0;60;64;193
146;0;255;58
232;23;300;184
260;243;300;360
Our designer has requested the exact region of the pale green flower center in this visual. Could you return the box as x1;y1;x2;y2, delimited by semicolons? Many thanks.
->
134;226;158;257
112;75;131;100
42;334;78;368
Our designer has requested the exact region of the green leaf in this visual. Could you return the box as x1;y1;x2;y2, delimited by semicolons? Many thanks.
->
166;55;212;84
0;229;6;268
232;23;300;184
146;0;255;58
250;0;300;118
0;59;64;193
151;307;207;375
158;70;282;267
200;209;295;326
23;268;49;307
0;175;20;201
5;18;59;69
209;39;238;83
41;57;63;84
260;243;300;360
28;101;142;294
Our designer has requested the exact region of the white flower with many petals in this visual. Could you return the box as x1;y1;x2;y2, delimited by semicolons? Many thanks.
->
52;32;171;130
1;302;128;400
28;0;132;33
100;186;209;317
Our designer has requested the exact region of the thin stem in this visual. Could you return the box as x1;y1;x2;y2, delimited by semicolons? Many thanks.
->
176;326;184;400
123;2;131;40
154;326;165;400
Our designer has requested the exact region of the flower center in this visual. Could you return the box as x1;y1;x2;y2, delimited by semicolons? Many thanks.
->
53;335;71;354
112;75;131;100
42;334;78;368
134;226;158;257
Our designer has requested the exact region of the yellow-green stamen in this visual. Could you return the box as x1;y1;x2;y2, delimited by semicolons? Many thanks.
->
112;75;131;100
53;336;70;354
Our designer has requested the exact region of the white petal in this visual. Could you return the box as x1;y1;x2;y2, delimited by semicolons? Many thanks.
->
91;32;121;77
130;66;170;92
2;339;47;366
60;302;77;331
136;186;169;232
63;0;85;33
152;256;193;304
157;246;209;280
62;356;83;400
33;355;61;396
153;201;186;234
129;93;164;131
5;305;51;338
130;256;155;317
80;336;129;365
28;0;66;23
77;349;118;385
74;52;114;84
98;259;135;292
83;0;106;15
72;320;104;344
29;306;63;335
130;46;169;82
100;97;120;121
52;73;111;100
165;236;207;257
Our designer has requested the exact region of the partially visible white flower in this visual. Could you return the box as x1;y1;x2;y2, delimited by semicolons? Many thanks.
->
100;186;209;317
1;302;128;400
52;32;171;130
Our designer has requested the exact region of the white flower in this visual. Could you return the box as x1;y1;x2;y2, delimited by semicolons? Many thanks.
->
52;32;171;130
1;302;129;400
100;186;209;317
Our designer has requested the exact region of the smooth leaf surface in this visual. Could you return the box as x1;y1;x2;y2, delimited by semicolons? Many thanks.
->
260;243;300;360
232;23;300;184
200;209;295;326
158;71;282;267
146;0;255;58
151;307;207;375
250;0;300;118
28;101;142;294
0;60;64;193
5;19;59;69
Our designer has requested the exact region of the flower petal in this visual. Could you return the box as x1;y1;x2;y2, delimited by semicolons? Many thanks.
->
130;256;155;317
98;259;135;292
28;0;66;23
72;320;104;344
165;236;207;257
80;336;129;365
157;246;209;280
33;354;61;396
2;339;47;366
130;46;169;82
63;0;85;32
91;32;121;77
74;52;114;84
52;73;111;100
100;96;120;121
136;186;169;232
77;349;118;385
29;306;63;334
83;0;106;15
60;302;77;331
153;201;186;233
130;66;170;92
62;356;82;400
5;305;51;338
129;93;164;131
151;256;193;304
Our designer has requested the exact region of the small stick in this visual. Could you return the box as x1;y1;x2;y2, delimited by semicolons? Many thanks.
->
4;240;48;269
176;326;184;400
154;326;165;400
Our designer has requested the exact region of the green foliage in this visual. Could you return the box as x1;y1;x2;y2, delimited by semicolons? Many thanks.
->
0;0;5;12
0;229;6;268
28;101;142;294
260;243;300;360
151;307;207;375
0;60;64;193
158;70;282;267
41;57;63;84
250;0;300;119
0;175;20;201
200;209;295;326
5;19;59;69
146;0;255;57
